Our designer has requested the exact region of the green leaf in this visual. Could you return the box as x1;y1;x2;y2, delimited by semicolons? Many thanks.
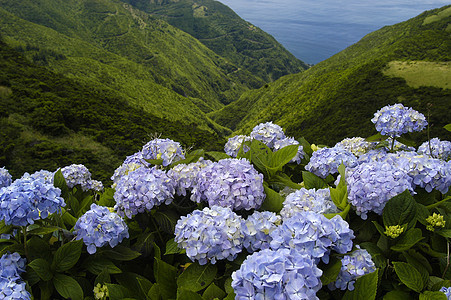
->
203;283;226;300
268;173;303;190
404;249;433;274
383;190;417;230
271;144;298;169
360;242;387;269
97;188;116;207
148;283;160;300
436;229;451;238
83;257;122;275
102;245;141;261
106;283;132;300
52;273;83;300
115;272;152;299
329;164;348;210
260;184;284;213
320;256;342;285
133;231;154;257
154;257;177;299
145;158;164;165
137;277;153;299
444;124;451;132
165;238;182;255
342;269;378;300
366;133;385;142
393;261;425;292
224;277;234;295
298;137;312;156
302;171;328;189
177;289;203;300
416;203;430;225
61;208;78;227
383;290;412;300
51;240;82;272
28;258;53;281
177;262;217;292
419;291;447;300
53;169;69;198
205;151;231;161
78;195;94;216
39;280;54;300
372;221;386;236
27;226;61;236
171;149;205;167
154;210;178;234
390;228;424;251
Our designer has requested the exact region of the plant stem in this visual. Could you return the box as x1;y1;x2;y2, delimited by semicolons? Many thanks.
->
442;242;449;279
22;226;29;261
426;196;451;210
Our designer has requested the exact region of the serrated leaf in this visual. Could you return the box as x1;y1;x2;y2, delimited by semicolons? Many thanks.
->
436;229;451;238
342;269;378;300
137;277;153;299
320;256;342;285
145;158;164;165
102;245;141;261
302;171;328;189
53;169;69;198
390;228;424;251
177;289;203;300
53;273;83;300
28;258;53;281
419;291;447;300
83;257;122;275
133;231;154;257
171;149;205;167
78;195;94;216
383;290;412;300
372;221;386;236
27;226;61;236
360;242;387;269
260;184;284;213
97;188;116;207
148;283;160;300
203;283;226;300
405;249;432;274
329;164;348;210
154;210;178;234
51;240;82;272
416;203;430;225
177;262;217;292
393;261;425;292
383;190;417;229
271;144;298;168
154;257;177;299
444;124;451;132
366;133;385;142
205;151;231;162
165;238;182;255
106;283;132;300
224;277;233;295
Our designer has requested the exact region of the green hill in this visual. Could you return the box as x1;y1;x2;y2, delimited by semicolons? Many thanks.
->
210;5;451;145
121;0;308;82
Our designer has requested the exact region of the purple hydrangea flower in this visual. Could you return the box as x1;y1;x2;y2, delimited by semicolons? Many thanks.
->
0;176;65;226
305;146;358;178
141;138;185;167
242;211;281;253
59;164;97;191
335;137;376;157
280;188;339;219
273;137;305;164
371;103;427;137
74;204;129;254
224;135;251;158
0;167;12;189
440;286;451;299
346;161;414;220
357;148;389;164
191;158;265;211
0;280;31;300
0;253;26;281
167;159;213;196
22;170;54;184
232;248;323;300
123;151;151;166
418;138;451;160
250;122;286;148
111;162;144;188
174;206;244;265
114;167;175;218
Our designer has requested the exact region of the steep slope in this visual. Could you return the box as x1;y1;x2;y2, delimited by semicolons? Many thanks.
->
121;0;309;82
0;0;262;108
0;38;225;182
211;5;451;145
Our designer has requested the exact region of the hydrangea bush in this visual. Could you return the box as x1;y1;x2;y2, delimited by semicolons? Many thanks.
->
0;103;449;300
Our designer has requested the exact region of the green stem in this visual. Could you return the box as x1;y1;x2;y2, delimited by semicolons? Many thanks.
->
390;136;396;152
22;226;29;261
150;216;164;246
443;242;449;279
426;196;451;210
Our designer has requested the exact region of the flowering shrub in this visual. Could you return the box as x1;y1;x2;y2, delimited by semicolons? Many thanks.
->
241;210;281;252
141;138;185;166
167;158;212;196
249;121;286;148
224;135;251;157
0;167;12;189
280;187;339;218
418;138;451;160
305;146;358;178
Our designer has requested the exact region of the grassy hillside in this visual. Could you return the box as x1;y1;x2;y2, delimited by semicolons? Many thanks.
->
0;38;225;183
121;0;309;82
210;5;451;145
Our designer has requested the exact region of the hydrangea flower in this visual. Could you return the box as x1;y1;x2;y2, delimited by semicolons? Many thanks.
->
0;167;12;189
0;253;26;281
418;138;451;160
440;286;451;299
114;167;175;218
335;137;376;157
328;246;376;291
87;180;104;192
123;151;151;166
224;135;251;158
280;188;339;219
305;146;358;178
167;159;213;196
0;280;31;300
270;211;354;263
357;148;389;164
346;161;414;220
0;176;65;226
22;170;54;184
174;206;244;265
59;164;92;190
141;138;185;167
273;137;305;164
250;122;286;148
242;211;281;252
111;162;144;188
232;248;323;299
191;158;265;211
371;103;427;137
94;283;109;300
74;204;129;254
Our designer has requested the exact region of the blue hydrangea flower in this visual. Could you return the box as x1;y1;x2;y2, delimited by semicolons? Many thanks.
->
191;158;265;211
329;246;376;291
21;170;54;184
0;253;26;282
167;159;213;196
232;248;323;300
224;135;251;158
114;167;175;218
250;122;286;148
280;188;340;219
335;137;376;157
0;280;31;300
357;148;389;164
305;146;358;178
371;103;427;137
0;167;12;189
270;211;354;264
242;211;281;253
440;286;451;299
174;206;244;265
273;137;305;164
141;138;185;167
418;138;451;160
87;180;104;192
0;176;65;226
74;204;129;254
59;164;93;191
346;161;414;220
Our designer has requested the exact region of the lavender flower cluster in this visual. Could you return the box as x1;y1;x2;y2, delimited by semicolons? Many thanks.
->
174;206;244;265
241;211;281;253
74;204;129;254
305;146;358;178
59;164;104;192
0;253;31;300
273;137;305;164
114;167;175;218
0;167;12;189
280;188;339;219
141;138;185;166
224;135;251;157
167;159;213;196
250;121;286;148
0;176;65;226
440;286;451;299
335;137;376;157
371;103;427;137
418;138;451;160
191;158;265;211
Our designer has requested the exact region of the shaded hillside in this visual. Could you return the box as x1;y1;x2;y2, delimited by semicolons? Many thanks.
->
0;39;225;183
121;0;309;82
210;5;451;145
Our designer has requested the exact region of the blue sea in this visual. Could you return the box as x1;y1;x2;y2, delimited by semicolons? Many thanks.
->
218;0;450;64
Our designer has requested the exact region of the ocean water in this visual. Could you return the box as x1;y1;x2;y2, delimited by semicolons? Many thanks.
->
218;0;450;64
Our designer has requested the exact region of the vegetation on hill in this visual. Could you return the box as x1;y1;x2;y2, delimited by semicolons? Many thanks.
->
121;0;308;82
210;5;451;146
